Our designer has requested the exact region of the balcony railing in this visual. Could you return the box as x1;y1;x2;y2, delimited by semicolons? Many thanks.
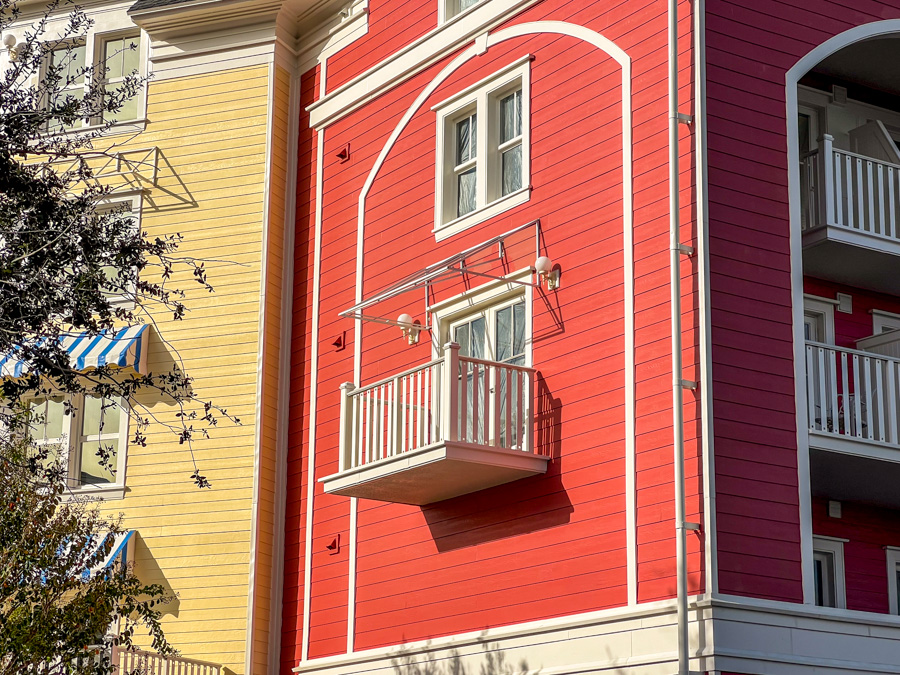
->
116;648;221;675
803;134;900;242
322;342;549;504
806;341;900;449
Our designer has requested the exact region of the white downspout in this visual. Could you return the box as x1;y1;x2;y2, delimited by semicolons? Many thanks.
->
668;0;689;672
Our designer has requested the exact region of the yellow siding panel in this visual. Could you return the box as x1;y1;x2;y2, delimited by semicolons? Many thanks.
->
89;62;272;673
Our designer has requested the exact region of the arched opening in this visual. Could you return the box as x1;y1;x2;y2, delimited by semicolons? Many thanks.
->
788;27;900;613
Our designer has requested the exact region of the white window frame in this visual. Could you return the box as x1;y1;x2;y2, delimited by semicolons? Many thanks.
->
429;267;533;366
872;309;900;334
433;56;532;241
887;547;900;615
41;26;148;134
804;295;837;344
813;535;847;609
97;192;142;308
438;0;483;25
28;393;129;499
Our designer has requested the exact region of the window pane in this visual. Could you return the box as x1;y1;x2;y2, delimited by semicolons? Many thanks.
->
496;306;511;362
457;167;476;217
105;37;125;80
82;396;121;436
513;301;525;357
124;35;141;75
500;90;522;144
502;144;522;196
471;317;485;359
813;551;836;607
30;397;66;441
52;44;86;84
456;116;476;165
458;0;479;11
79;439;118;485
454;323;470;357
105;82;138;122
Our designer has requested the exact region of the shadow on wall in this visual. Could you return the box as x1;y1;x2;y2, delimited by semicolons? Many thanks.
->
131;532;181;620
423;374;572;552
390;639;537;675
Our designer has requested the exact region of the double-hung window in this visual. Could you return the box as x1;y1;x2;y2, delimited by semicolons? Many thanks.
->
28;393;129;495
43;30;144;131
434;57;531;240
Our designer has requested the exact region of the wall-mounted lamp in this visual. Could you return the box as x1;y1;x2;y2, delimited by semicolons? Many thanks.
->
534;256;560;291
3;34;18;61
398;313;421;345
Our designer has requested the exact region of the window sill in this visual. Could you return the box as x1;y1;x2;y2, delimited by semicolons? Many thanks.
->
64;484;126;501
42;118;148;140
434;186;530;241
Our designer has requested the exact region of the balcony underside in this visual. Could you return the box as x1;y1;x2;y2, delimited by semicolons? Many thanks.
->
802;226;900;294
320;441;549;505
811;445;900;510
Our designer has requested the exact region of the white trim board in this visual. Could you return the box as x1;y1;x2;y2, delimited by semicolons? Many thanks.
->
785;19;900;606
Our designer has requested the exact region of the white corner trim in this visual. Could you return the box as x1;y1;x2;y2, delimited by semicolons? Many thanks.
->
786;16;900;608
693;0;717;598
267;62;302;675
244;56;277;675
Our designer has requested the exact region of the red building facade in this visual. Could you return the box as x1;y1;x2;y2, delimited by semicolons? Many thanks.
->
277;0;900;673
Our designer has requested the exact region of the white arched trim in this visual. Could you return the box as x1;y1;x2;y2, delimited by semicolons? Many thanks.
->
346;21;635;648
785;18;900;607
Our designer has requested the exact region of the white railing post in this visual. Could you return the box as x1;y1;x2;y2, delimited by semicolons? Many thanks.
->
525;371;534;453
441;342;460;442
820;134;835;227
338;382;356;472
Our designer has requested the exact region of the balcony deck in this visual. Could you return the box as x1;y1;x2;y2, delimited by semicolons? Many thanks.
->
801;135;900;294
319;343;549;505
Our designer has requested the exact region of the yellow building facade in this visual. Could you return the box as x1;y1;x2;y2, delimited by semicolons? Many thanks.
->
2;0;328;670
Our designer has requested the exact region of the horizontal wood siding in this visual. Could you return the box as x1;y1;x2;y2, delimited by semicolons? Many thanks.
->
706;0;900;601
94;64;272;673
284;0;705;661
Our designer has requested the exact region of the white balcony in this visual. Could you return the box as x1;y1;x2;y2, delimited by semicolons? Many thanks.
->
801;134;900;294
320;343;549;505
806;340;900;461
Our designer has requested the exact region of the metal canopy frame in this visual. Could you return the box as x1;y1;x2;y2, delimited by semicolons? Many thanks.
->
339;219;543;330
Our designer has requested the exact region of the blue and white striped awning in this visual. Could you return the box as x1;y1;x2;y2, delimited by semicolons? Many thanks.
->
0;325;148;378
82;530;135;580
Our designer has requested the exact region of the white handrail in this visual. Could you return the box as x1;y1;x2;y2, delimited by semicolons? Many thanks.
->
806;341;900;447
116;647;221;675
338;343;538;472
804;134;900;242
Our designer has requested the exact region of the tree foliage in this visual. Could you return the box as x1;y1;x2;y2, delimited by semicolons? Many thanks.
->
0;438;172;674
